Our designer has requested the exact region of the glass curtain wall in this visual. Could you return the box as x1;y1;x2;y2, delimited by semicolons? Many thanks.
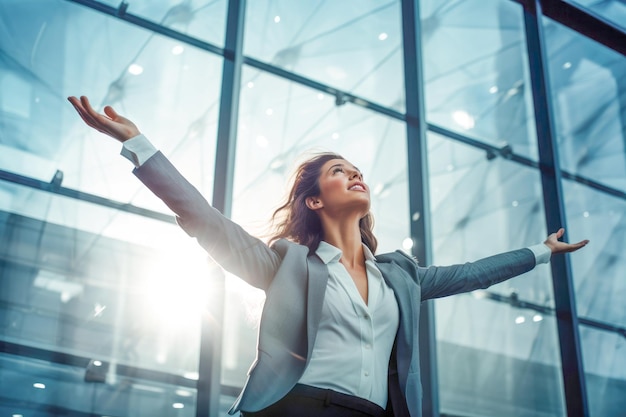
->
542;16;626;416
419;0;566;415
0;0;224;415
0;0;624;416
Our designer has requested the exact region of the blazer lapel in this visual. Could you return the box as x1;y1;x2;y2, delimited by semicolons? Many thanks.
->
377;261;416;389
305;254;329;360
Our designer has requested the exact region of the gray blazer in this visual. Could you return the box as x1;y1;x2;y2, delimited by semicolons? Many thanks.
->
134;152;537;417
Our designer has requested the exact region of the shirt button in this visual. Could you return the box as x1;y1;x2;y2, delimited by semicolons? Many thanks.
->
364;314;370;320
364;371;370;377
364;344;371;350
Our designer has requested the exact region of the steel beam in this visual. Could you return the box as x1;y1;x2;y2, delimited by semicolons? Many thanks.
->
401;1;439;416
196;0;246;416
523;1;589;415
0;169;176;224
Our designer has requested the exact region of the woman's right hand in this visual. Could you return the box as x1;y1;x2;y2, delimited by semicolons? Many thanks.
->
68;96;140;142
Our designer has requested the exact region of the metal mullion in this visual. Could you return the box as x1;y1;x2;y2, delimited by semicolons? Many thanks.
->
242;57;406;121
61;1;626;202
478;292;626;339
541;0;626;56
0;340;197;388
0;169;176;224
401;1;439;416
523;1;589;415
508;0;626;56
64;0;224;57
425;125;626;201
196;1;246;417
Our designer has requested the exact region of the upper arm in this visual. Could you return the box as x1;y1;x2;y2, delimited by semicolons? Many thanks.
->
134;152;281;290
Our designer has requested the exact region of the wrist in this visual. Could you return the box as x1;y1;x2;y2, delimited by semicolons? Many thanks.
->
120;129;141;142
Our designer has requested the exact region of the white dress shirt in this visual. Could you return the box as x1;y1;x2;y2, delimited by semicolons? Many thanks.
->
298;241;400;408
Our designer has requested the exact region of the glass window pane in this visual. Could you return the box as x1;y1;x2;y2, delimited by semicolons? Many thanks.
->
578;326;626;417
436;298;566;416
0;182;211;415
421;0;539;160
0;0;222;208
0;353;197;416
244;0;405;111
95;0;228;46
428;133;566;416
562;180;625;327
222;65;410;387
234;66;409;252
543;17;626;194
428;132;552;304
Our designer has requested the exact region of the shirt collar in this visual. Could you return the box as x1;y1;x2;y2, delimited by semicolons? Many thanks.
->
316;241;376;265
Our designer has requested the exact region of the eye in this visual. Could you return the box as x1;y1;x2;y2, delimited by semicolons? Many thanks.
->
332;167;345;174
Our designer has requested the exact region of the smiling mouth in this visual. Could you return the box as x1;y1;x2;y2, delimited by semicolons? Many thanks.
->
349;184;366;192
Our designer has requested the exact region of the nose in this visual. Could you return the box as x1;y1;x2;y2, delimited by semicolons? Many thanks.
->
349;170;362;181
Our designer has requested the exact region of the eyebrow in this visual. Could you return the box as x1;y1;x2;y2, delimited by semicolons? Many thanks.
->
327;163;362;174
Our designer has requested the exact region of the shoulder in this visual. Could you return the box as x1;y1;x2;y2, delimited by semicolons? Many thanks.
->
376;250;418;270
271;238;309;259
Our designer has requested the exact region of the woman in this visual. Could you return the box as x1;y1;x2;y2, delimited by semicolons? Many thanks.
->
68;96;588;417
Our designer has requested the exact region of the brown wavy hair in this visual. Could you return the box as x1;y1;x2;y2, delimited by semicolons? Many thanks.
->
269;152;377;254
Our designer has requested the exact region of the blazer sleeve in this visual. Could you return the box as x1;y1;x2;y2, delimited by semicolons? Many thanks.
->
418;248;537;300
133;151;281;290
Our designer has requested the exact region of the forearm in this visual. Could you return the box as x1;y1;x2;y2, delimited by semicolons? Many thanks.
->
420;248;537;300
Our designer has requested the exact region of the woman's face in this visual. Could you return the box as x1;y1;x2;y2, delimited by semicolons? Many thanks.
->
313;158;370;217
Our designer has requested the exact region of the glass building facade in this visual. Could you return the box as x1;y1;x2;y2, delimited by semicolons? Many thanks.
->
0;0;624;416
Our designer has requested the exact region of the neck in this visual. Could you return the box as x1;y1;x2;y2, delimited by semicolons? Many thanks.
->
320;213;364;268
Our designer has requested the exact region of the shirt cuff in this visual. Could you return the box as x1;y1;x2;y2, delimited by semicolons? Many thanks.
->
528;243;551;265
120;134;158;168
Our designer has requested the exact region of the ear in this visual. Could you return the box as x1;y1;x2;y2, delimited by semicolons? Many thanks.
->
305;196;323;211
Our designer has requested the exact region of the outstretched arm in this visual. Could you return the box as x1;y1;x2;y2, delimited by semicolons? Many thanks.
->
67;95;282;290
418;229;589;300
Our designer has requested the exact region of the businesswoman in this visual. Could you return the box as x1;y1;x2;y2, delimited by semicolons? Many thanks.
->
68;96;588;417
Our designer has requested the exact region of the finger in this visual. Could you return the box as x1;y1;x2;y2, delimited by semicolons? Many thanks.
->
67;96;80;107
71;96;98;122
103;105;119;120
556;228;565;239
80;96;104;121
566;240;589;252
69;98;97;127
81;96;117;131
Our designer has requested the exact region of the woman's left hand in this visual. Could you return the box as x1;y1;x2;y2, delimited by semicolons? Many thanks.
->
544;228;589;254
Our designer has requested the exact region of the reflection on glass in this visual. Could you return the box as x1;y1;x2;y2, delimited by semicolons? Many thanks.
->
0;353;197;416
421;0;538;159
543;17;626;193
234;66;409;252
428;133;565;415
436;296;566;416
98;0;228;47
0;184;209;415
0;186;208;375
562;179;625;326
244;0;405;111
0;0;222;205
578;326;626;417
428;132;551;304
